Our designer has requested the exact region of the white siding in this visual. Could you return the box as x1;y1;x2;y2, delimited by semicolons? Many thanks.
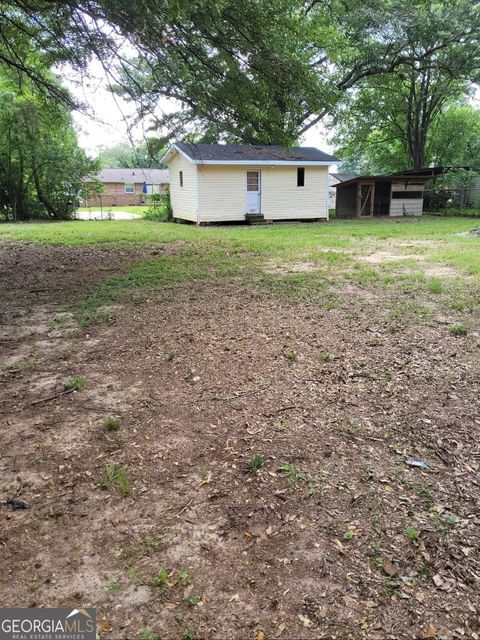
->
198;165;246;222
262;166;328;220
169;152;197;222
197;164;329;222
390;183;424;217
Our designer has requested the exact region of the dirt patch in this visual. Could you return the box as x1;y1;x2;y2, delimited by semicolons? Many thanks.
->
1;242;479;639
359;251;426;264
264;260;318;275
424;265;458;278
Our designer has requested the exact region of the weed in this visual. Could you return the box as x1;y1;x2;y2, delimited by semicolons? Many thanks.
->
410;483;434;506
153;569;168;586
248;454;264;473
27;581;39;590
450;324;468;336
103;416;121;431
104;462;132;496
286;350;297;361
64;376;87;391
373;540;382;553
107;581;122;593
184;595;201;606
281;463;311;487
139;631;160;640
343;531;354;541
127;566;138;582
178;570;191;586
319;352;332;362
183;628;196;640
428;278;444;294
406;527;421;541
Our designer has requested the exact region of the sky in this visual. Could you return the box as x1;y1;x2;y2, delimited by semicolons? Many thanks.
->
69;61;334;159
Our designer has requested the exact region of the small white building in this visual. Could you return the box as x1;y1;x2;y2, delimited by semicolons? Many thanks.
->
162;143;338;224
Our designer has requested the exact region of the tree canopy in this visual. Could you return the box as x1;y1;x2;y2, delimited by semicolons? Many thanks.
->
1;0;480;220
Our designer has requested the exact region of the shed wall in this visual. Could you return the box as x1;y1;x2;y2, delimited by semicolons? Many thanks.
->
197;164;328;222
169;153;198;222
390;183;424;217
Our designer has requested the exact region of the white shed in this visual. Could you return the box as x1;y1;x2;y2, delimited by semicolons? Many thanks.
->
162;143;338;224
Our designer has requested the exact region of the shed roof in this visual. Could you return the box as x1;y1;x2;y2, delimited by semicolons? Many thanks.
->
94;168;169;184
330;172;358;182
163;143;338;165
334;173;431;188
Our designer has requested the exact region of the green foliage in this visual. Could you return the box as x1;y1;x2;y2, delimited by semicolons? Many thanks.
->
95;141;167;169
247;455;264;473
0;69;98;220
144;189;172;222
64;376;87;391
449;324;468;336
103;416;121;431
105;462;132;496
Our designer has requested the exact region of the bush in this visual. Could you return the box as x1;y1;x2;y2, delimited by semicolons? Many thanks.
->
144;188;172;222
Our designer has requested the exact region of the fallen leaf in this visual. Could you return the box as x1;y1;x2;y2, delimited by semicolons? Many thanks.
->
256;631;265;640
419;623;438;639
298;614;313;628
382;560;398;577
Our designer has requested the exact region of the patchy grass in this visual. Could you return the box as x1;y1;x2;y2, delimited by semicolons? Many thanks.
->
103;416;121;431
64;376;87;391
1;215;479;638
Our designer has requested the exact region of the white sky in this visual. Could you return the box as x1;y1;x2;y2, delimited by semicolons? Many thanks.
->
69;61;334;158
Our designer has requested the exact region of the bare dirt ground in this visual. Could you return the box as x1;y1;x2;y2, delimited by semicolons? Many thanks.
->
1;242;479;640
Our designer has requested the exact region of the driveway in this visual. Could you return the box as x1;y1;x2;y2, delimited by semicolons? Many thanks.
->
76;210;141;220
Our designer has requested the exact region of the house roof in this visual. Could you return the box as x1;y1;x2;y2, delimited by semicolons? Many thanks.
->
163;143;339;166
330;172;358;182
94;168;169;184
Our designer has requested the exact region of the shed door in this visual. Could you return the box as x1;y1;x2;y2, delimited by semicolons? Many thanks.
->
246;171;261;214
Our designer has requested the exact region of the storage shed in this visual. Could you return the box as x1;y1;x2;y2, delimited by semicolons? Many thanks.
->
335;174;430;218
162;143;338;224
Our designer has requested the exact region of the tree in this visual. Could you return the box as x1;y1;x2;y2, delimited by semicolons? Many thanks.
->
2;1;480;148
0;70;98;220
332;1;480;171
95;141;167;169
104;0;480;145
427;104;480;171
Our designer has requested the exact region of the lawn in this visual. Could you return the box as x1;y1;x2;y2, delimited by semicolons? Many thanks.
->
0;216;479;639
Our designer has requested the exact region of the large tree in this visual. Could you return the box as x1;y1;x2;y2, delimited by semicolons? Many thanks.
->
332;2;480;171
3;1;480;146
0;69;98;220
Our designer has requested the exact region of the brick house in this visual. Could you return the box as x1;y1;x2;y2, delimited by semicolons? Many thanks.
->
83;168;169;207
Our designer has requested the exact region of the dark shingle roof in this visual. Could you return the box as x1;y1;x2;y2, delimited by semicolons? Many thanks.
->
95;168;169;183
175;142;337;163
331;172;357;182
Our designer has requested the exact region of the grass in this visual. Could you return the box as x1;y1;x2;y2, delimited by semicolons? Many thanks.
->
247;454;264;473
64;376;87;391
1;216;478;331
103;416;121;431
104;462;132;496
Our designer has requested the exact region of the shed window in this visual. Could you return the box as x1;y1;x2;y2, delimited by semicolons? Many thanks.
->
391;191;423;199
124;182;135;193
297;167;305;187
179;171;183;187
